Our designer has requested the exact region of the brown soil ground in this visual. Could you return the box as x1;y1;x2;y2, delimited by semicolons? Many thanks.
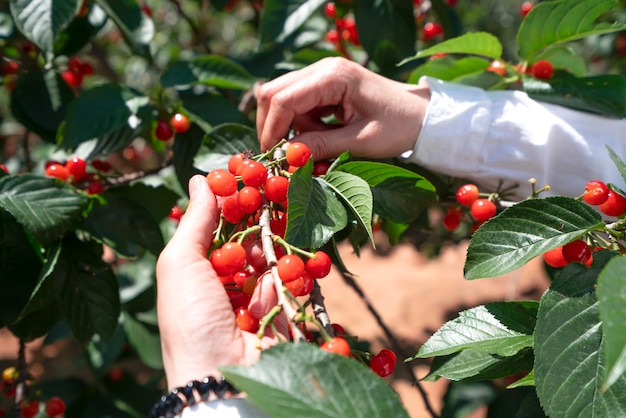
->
0;238;550;418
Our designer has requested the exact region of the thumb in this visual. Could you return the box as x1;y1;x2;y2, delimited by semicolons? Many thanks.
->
169;174;219;255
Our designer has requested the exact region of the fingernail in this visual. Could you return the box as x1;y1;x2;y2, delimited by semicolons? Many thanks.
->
188;175;203;199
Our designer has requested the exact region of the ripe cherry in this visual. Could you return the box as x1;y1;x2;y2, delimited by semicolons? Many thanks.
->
324;2;337;18
599;190;626;217
331;323;346;335
531;60;554;80
0;164;8;174
20;400;39;418
171;113;191;133
270;212;287;237
1;60;20;76
210;242;247;275
168;206;184;222
422;22;443;41
455;184;479;206
305;251;332;278
326;29;340;44
265;175;290;203
313;161;331;176
284;272;314;297
92;159;112;173
240;160;268;187
519;1;533;17
66;156;87;181
562;239;591;265
443;207;462;231
207;169;238;196
543;246;567;268
45;163;72;181
154;119;174;141
237;186;262;214
222;194;245;224
235;307;260;333
44;397;66;417
228;153;247;175
582;180;609;205
470;198;497;222
285;142;312;168
87;181;104;195
61;70;83;87
370;349;397;377
277;254;305;283
320;336;351;356
486;60;507;76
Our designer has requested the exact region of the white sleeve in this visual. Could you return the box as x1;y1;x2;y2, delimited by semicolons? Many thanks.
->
180;398;269;418
403;76;626;200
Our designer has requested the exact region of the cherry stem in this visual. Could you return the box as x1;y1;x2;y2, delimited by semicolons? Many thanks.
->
256;305;283;349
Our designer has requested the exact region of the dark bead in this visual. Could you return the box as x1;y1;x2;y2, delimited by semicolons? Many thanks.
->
215;378;230;398
180;383;196;406
164;392;184;418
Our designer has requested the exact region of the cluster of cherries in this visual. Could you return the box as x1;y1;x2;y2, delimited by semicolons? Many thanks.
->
201;141;396;378
442;183;498;232
43;156;111;195
154;112;191;142
323;3;360;47
544;179;626;268
1;367;66;418
61;56;95;88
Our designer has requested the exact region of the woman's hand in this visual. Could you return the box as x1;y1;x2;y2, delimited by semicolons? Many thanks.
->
256;57;431;161
156;175;281;390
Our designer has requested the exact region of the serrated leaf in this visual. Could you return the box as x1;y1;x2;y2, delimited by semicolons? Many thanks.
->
517;0;626;59
161;55;257;90
95;0;154;57
507;370;535;389
523;74;626;118
411;304;534;359
323;171;373;245
408;56;490;84
465;197;604;280
55;235;121;343
607;145;626;186
222;343;408;418
59;84;150;149
10;0;80;59
597;256;626;391
258;0;326;48
336;161;436;224
0;174;89;246
285;160;348;249
398;32;502;65
532;45;587;77
534;288;626;417
424;348;534;383
10;70;74;142
0;211;42;327
195;123;261;173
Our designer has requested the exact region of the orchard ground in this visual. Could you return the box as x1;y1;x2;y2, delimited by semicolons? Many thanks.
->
0;236;549;417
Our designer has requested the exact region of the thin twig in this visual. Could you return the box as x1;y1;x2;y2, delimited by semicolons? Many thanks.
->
168;0;211;53
21;130;32;173
104;159;173;186
309;280;334;337
13;340;27;412
338;270;439;418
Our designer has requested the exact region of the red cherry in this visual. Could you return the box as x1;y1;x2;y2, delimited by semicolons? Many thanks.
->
324;2;336;18
171;113;191;134
470;199;497;222
283;272;314;297
582;180;609;205
44;397;66;416
62;70;83;87
20;400;39;418
237;186;262;214
210;242;247;275
91;159;112;173
87;181;104;195
305;251;332;278
370;350;397;377
66;156;87;181
168;206;184;222
422;22;443;41
531;60;554;80
45;163;72;181
206;169;238;196
285;142;312;168
326;29;340;44
443;208;462;231
313;161;331;176
264;175;290;203
155;119;174;141
241;160;268;187
0;164;8;174
80;61;95;76
235;307;260;333
455;184;479;206
1;61;20;76
562;239;591;265
519;1;533;17
277;254;305;283
270;212;287;237
544;246;567;268
228;153;247;175
320;336;351;356
486;60;507;76
222;194;246;224
599;190;626;217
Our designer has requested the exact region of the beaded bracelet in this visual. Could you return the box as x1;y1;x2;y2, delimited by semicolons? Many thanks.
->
150;376;240;418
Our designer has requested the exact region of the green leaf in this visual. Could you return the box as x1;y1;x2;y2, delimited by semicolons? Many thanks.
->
87;324;127;373
336;161;436;224
179;91;249;130
161;55;257;90
95;0;154;57
323;171;373;245
10;70;74;142
0;211;42;327
285;160;348;249
173;125;205;194
517;0;626;59
398;32;503;65
464;197;604;280
411;304;534;360
54;235;121;343
81;188;165;257
258;0;326;49
532;45;587;77
59;84;150;149
54;9;108;56
424;348;534;383
523;74;626;118
597;256;626;391
408;56;490;84
222;343;408;418
607;145;626;186
507;370;535;389
353;0;415;75
195;123;261;173
0;174;89;246
534;287;626;417
10;0;80;59
122;310;162;369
